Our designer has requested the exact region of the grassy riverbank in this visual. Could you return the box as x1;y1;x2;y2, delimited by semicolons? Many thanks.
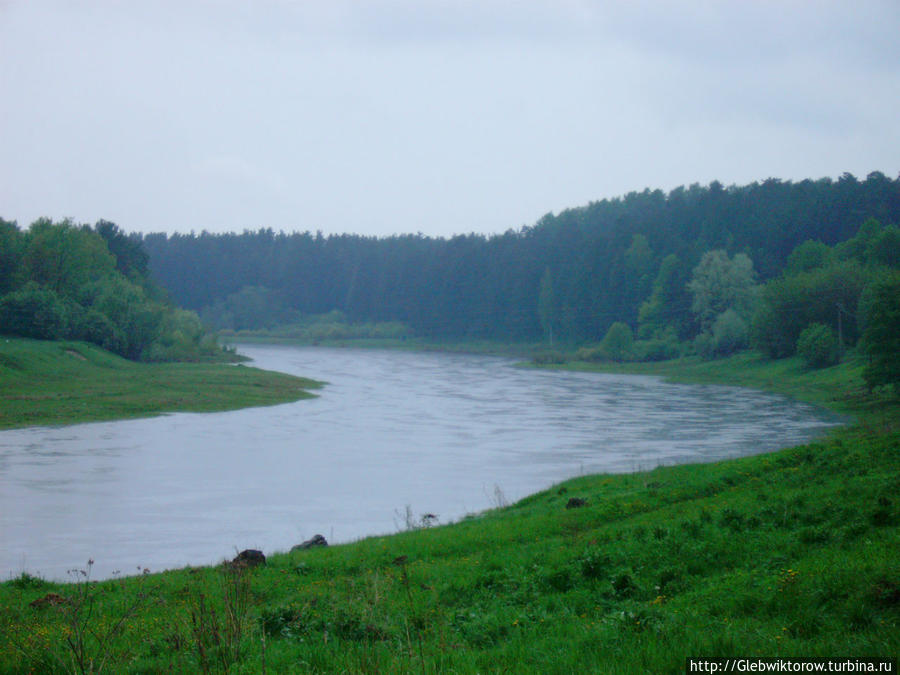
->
0;338;320;429
0;351;897;673
540;351;875;415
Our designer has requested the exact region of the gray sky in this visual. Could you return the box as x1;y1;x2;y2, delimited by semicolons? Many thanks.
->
2;1;899;238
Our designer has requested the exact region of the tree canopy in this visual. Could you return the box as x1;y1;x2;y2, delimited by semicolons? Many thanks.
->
5;173;898;367
0;219;222;361
138;173;900;346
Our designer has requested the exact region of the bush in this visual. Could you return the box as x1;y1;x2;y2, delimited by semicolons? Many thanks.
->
751;303;791;359
796;323;839;369
573;345;605;362
532;350;566;365
75;308;126;354
692;332;714;359
0;283;69;339
711;309;749;356
632;335;682;362
600;322;633;362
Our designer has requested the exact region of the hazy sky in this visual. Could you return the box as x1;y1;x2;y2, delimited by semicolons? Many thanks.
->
2;1;899;238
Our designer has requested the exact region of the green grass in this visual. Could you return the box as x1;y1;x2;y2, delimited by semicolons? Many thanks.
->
1;348;897;673
540;351;872;414
0;338;321;429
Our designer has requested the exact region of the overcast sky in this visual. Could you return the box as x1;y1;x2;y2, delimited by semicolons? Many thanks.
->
2;1;899;238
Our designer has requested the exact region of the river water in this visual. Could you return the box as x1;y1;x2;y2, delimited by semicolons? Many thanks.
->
0;345;843;580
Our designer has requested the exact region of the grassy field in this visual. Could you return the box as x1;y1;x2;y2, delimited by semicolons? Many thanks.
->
0;349;897;673
0;338;321;429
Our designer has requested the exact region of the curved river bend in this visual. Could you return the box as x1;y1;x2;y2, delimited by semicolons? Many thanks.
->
0;345;843;580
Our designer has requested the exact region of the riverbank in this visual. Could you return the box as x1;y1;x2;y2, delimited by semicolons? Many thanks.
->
0;338;321;429
224;333;543;357
1;349;897;673
536;350;874;415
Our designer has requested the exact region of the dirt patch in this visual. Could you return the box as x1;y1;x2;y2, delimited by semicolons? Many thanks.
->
65;349;87;361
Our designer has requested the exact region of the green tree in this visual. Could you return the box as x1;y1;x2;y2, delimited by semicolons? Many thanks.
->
601;321;633;362
638;253;693;339
537;268;557;347
22;219;116;296
80;276;164;360
147;308;212;362
796;323;839;369
0;218;23;294
94;220;149;280
786;240;832;274
0;283;69;339
75;308;126;354
861;273;900;390
834;218;882;262
687;250;759;333
752;260;866;359
711;308;750;356
865;224;900;269
624;234;653;276
201;286;295;331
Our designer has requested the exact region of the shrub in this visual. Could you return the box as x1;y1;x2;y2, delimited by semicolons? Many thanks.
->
532;350;566;365
600;322;633;362
573;345;605;362
75;308;126;353
711;309;749;356
796;323;839;369
632;335;682;362
691;332;714;358
0;283;69;339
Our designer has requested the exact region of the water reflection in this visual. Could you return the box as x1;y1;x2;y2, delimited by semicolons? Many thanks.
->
0;345;843;580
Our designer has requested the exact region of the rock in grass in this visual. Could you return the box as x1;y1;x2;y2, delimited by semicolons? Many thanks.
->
232;549;266;567
566;497;587;509
29;593;70;609
292;534;328;551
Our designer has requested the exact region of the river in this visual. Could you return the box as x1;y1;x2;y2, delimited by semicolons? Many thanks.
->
0;345;844;580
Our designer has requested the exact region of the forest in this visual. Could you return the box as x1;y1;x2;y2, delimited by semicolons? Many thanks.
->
135;172;900;386
1;172;898;387
0;218;223;361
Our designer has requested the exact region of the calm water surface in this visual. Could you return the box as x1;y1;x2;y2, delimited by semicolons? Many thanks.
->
0;345;844;580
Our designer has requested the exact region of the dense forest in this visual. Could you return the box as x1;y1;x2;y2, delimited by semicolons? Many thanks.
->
0;219;223;361
137;173;899;361
2;172;898;385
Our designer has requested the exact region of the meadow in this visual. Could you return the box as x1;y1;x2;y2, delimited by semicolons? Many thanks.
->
0;338;320;430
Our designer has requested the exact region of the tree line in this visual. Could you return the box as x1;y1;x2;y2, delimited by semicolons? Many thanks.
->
0;218;223;361
138;172;899;336
3;172;897;384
